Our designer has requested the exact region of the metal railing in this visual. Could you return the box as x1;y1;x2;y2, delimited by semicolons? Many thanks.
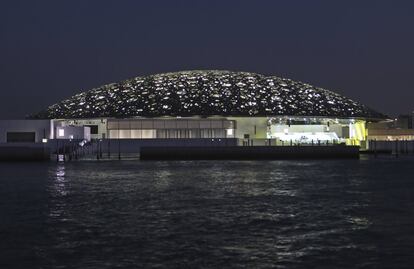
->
238;138;346;147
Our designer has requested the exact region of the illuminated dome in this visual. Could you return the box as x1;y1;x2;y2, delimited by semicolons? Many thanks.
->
30;70;385;119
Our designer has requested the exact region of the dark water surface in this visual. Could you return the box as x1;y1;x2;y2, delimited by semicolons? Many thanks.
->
1;157;414;268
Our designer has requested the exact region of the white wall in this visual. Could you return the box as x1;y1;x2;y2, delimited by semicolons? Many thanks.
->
54;119;107;139
0;120;51;143
228;117;268;139
55;126;91;140
270;124;346;138
106;118;235;139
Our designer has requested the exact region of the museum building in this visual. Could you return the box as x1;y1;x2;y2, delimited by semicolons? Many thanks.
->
26;70;385;147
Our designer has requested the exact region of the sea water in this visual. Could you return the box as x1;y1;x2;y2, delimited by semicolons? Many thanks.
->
1;157;414;268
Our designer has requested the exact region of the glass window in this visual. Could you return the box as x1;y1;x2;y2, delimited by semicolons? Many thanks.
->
119;129;131;139
131;130;142;139
109;130;119;139
142;129;156;139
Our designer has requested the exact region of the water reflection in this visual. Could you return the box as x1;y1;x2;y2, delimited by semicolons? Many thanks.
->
53;164;68;197
48;164;68;218
8;159;411;268
153;169;173;190
348;216;372;230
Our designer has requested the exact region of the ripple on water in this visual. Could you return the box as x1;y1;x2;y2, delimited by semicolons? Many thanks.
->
1;158;414;268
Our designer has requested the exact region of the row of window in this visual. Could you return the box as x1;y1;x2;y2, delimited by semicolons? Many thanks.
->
108;129;234;139
107;120;234;130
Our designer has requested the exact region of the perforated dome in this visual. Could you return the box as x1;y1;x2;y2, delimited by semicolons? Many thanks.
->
30;70;385;119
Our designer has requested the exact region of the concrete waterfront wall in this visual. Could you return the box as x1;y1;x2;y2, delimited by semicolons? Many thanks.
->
367;140;414;154
0;143;50;161
0;138;362;161
41;138;240;160
140;145;360;160
91;138;344;154
90;138;239;154
47;138;361;160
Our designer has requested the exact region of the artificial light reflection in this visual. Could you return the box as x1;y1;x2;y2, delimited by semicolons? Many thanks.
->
54;164;68;196
48;164;68;218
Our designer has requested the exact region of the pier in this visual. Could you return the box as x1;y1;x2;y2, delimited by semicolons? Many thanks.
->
140;145;360;160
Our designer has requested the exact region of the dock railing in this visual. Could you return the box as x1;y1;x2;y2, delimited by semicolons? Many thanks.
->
238;138;346;147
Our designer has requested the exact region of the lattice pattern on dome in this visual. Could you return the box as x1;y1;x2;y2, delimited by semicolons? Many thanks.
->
30;70;385;119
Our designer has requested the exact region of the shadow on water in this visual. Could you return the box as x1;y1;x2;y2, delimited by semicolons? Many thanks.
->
1;157;414;268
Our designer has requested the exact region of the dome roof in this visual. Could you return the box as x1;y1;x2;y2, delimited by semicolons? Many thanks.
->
30;70;386;119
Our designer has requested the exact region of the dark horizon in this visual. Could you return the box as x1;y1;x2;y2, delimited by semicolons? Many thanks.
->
1;0;413;119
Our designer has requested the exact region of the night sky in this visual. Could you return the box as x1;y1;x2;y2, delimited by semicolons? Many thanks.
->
1;0;413;119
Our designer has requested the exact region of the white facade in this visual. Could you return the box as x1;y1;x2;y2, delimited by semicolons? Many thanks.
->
106;118;235;139
0;116;368;149
55;125;91;141
53;119;107;139
0;120;52;143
